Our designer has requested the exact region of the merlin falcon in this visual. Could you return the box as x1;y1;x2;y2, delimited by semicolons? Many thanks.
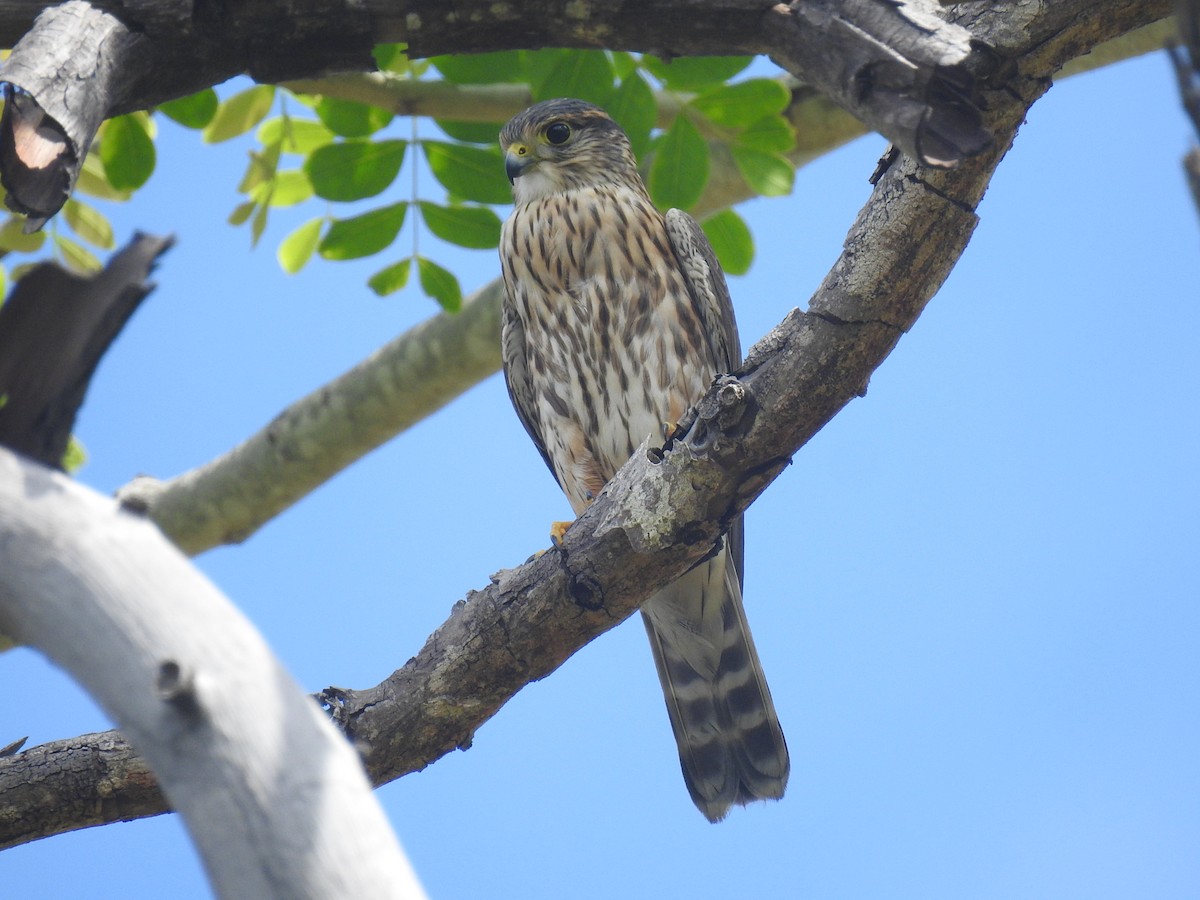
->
498;98;789;821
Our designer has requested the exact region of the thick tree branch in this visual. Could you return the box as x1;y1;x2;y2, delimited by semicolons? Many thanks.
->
0;0;1167;849
0;0;1170;226
2;0;1001;222
0;450;425;896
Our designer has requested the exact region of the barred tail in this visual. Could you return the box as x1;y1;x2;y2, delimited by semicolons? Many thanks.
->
641;545;789;822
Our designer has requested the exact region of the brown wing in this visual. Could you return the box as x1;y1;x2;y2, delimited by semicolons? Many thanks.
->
499;290;555;478
663;208;744;582
664;209;741;373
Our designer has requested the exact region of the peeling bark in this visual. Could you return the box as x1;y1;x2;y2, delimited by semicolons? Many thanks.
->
0;3;140;221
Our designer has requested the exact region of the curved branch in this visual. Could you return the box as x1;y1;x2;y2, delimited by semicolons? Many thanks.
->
117;280;503;555
0;450;425;896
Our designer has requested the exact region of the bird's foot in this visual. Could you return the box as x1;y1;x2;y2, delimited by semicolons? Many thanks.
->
549;520;573;546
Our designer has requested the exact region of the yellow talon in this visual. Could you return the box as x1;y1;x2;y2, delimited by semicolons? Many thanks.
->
549;520;573;545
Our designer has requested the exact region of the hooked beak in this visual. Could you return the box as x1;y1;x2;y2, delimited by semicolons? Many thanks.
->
504;145;534;184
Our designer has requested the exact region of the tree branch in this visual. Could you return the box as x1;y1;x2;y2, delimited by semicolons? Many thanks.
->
0;3;139;223
0;232;171;468
2;0;1002;222
117;280;504;555
0;0;1168;849
0;450;425;896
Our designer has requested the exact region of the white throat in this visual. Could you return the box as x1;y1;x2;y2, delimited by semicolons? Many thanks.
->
511;167;566;205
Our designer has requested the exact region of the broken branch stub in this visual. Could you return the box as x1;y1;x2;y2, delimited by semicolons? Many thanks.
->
0;1;142;224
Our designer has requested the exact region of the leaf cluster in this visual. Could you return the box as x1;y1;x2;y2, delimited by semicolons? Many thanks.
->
1;48;798;310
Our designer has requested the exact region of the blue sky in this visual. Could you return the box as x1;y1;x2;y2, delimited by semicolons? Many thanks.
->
3;50;1199;898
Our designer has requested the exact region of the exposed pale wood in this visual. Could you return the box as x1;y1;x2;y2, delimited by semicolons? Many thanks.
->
0;450;425;897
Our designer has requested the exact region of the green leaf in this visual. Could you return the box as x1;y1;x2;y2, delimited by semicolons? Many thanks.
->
277;217;324;274
422;141;510;204
418;202;502;250
608;73;657;159
642;55;752;90
368;258;412;296
373;43;410;74
75;153;132;201
100;115;156;191
735;114;797;154
305;140;407;201
257;117;335;154
55;233;101;274
62;435;87;473
436;119;505;145
417;256;462;312
238;143;281;194
648;115;709;211
250;201;269;247
252;170;313;207
158;90;219;129
731;146;794;197
228;200;256;226
610;51;639;80
691;79;791;128
0;217;46;252
203;85;276;143
62;198;115;249
532;50;615;106
700;209;753;276
522;49;568;91
318;203;408;260
432;51;524;84
315;98;394;138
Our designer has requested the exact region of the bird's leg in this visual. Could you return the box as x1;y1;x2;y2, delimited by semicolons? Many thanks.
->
549;488;596;545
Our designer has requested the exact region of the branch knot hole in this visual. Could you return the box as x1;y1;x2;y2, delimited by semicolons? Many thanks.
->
156;659;202;720
568;572;605;611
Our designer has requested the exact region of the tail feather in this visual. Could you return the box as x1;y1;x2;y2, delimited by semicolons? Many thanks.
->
641;542;789;822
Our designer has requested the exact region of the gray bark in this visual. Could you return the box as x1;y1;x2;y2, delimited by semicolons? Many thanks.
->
0;3;139;222
0;232;171;467
1;0;998;222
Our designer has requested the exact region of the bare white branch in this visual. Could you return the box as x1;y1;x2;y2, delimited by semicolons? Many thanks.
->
0;448;426;899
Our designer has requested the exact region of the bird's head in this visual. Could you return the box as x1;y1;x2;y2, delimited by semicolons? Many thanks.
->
499;98;639;204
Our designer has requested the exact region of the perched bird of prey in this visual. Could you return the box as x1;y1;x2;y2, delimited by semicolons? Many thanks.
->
498;98;789;822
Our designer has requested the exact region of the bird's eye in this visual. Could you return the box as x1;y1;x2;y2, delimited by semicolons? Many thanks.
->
545;122;571;145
